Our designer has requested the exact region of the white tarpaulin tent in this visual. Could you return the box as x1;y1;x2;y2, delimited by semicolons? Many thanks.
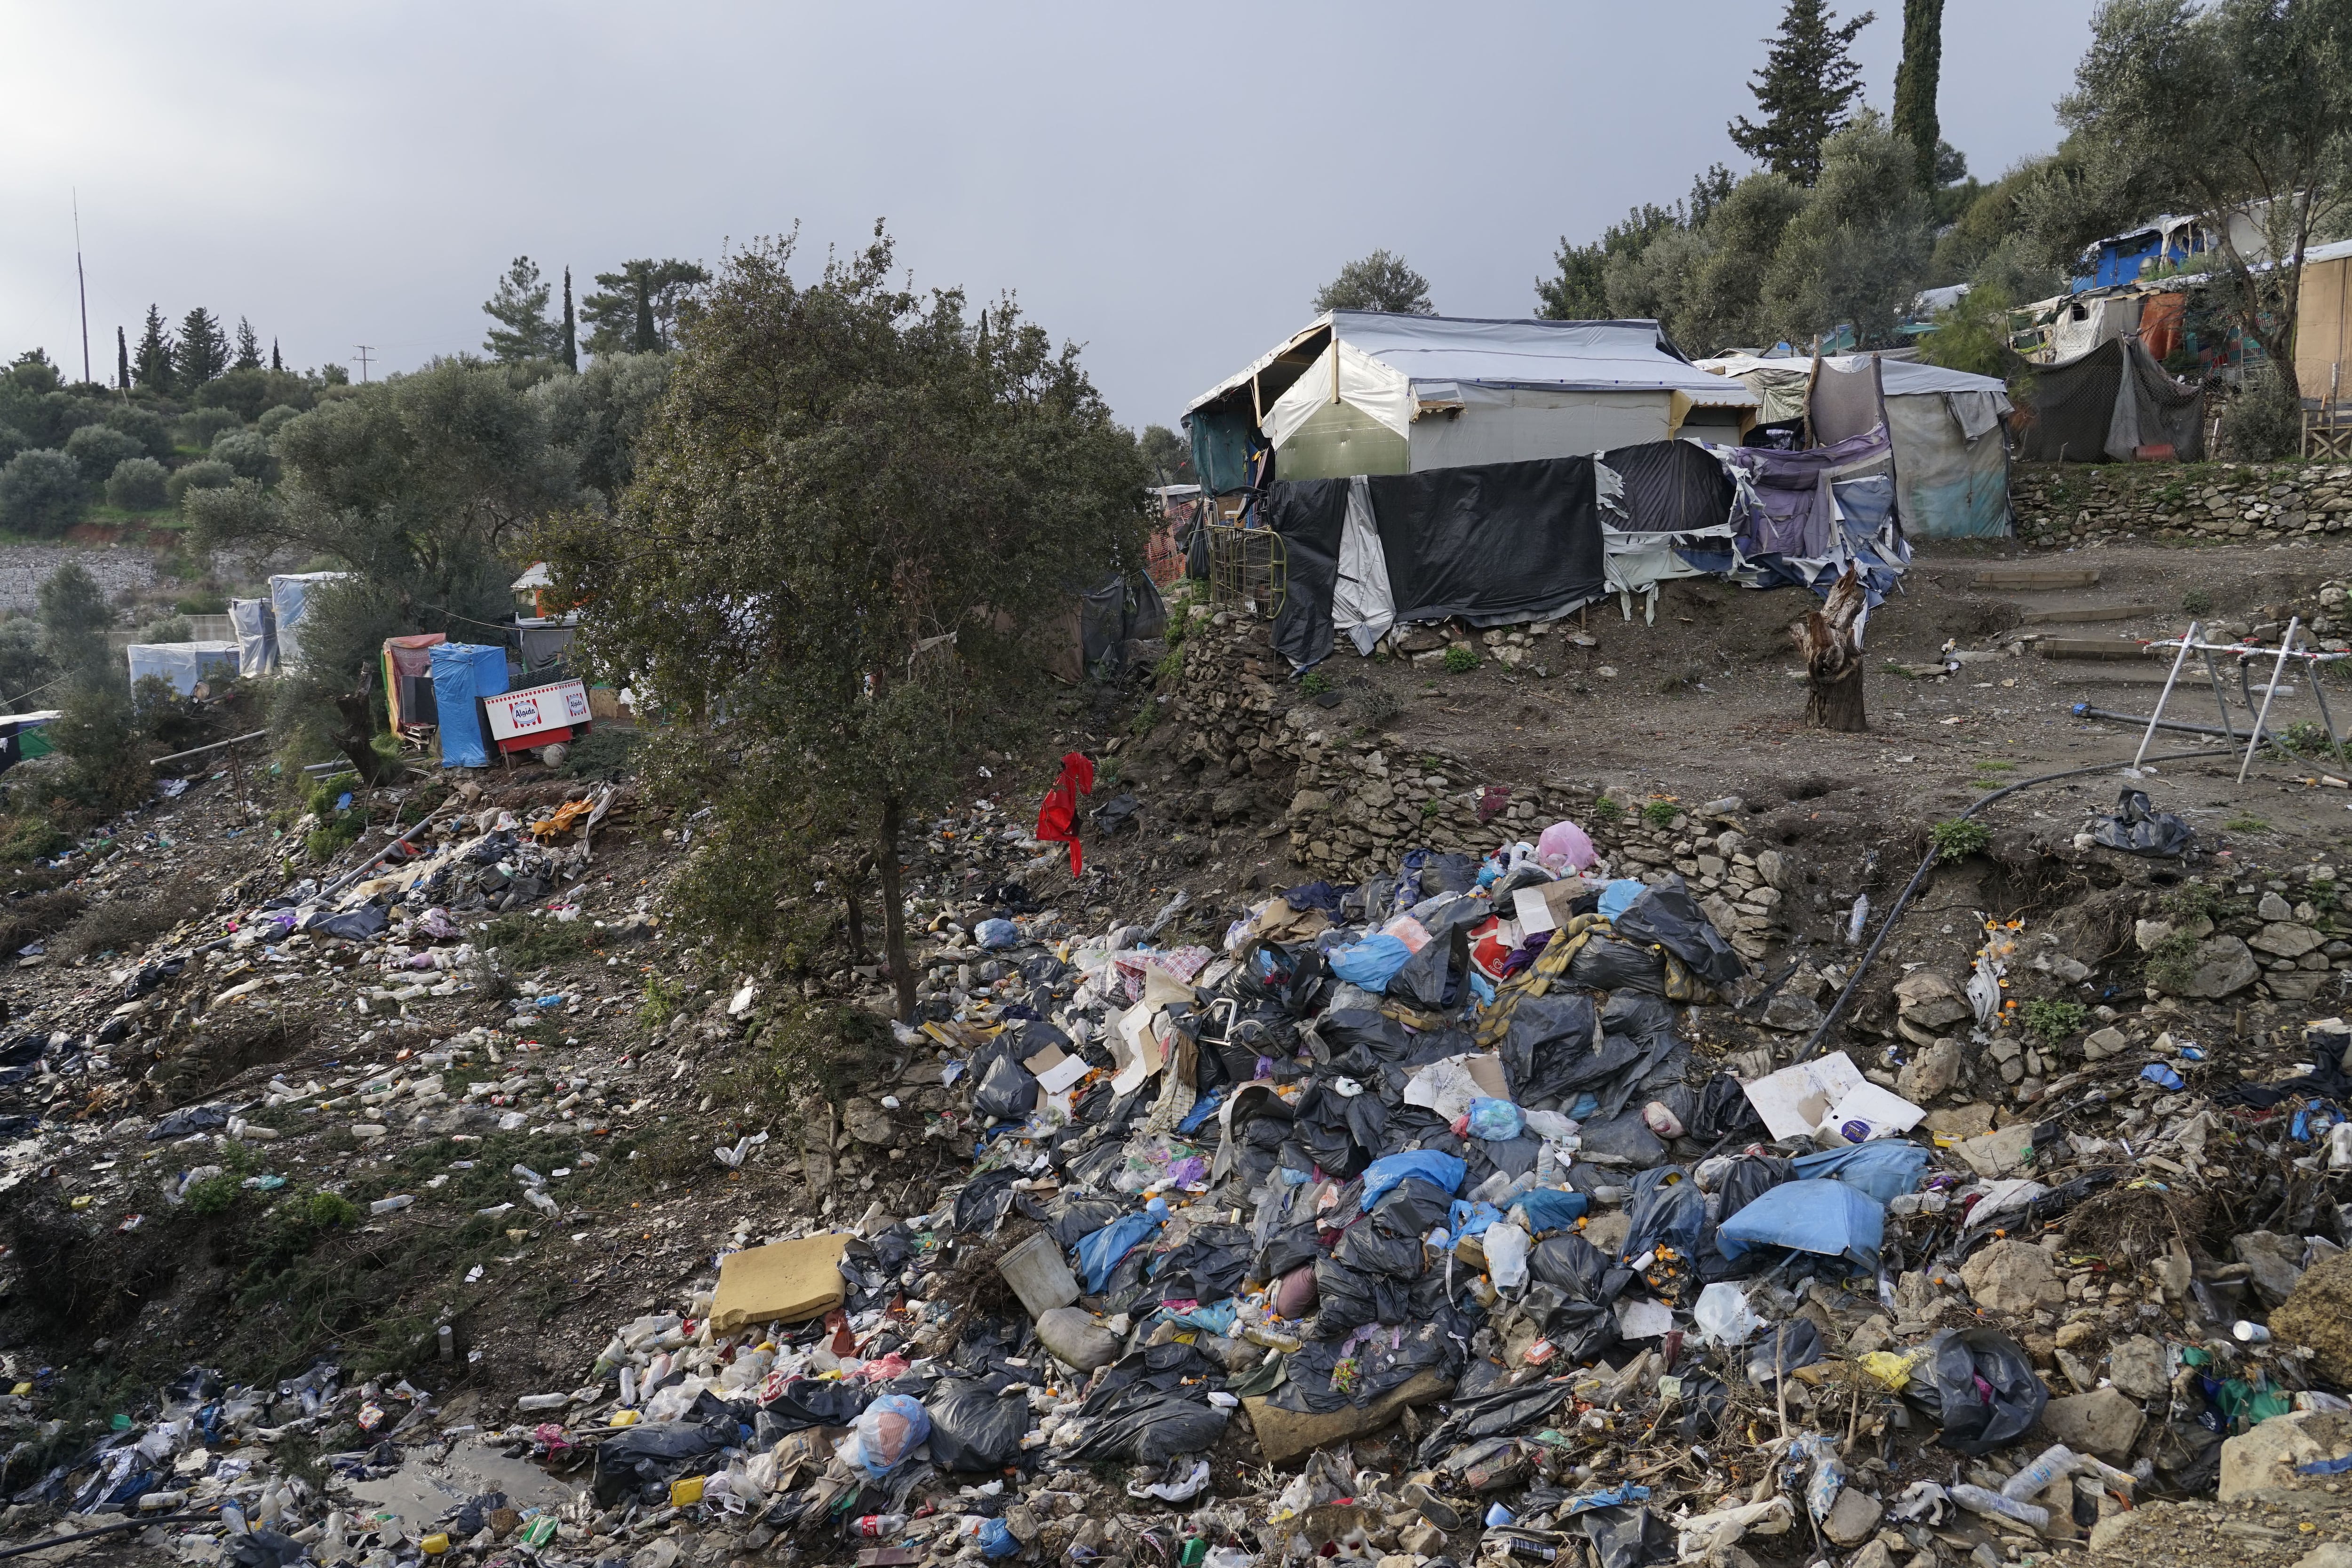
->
1188;313;1759;483
267;572;353;669
1697;353;2014;539
228;597;277;676
127;642;240;696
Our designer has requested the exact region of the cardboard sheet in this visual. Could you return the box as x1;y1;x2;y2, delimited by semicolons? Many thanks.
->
1825;1080;1926;1138
1740;1051;1866;1142
1511;879;1587;936
710;1232;852;1332
1025;1045;1092;1095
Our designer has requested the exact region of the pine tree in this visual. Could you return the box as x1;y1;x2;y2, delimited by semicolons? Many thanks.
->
133;305;175;392
482;256;560;362
116;326;130;391
561;267;578;372
1729;0;1877;184
271;338;282;372
632;276;657;352
1891;0;1945;190
233;317;263;371
176;307;230;386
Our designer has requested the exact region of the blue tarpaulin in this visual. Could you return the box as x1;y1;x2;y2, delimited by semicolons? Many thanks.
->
1716;1178;1885;1268
1790;1142;1930;1204
1359;1150;1467;1210
430;643;510;768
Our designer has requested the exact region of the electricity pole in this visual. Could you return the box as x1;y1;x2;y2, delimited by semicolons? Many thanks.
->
353;344;375;382
72;191;90;387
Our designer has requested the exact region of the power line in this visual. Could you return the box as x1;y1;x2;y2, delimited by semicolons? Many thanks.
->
353;344;375;382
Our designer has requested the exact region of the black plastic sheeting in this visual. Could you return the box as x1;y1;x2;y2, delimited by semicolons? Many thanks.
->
1266;456;1608;669
2092;788;2193;857
1600;439;1737;536
2010;336;2204;463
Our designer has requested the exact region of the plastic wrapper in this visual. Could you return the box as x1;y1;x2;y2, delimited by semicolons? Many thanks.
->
1464;1097;1527;1140
1484;1222;1531;1287
1692;1282;1763;1346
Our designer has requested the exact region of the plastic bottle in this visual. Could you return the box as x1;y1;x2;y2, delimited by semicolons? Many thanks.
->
1950;1484;2049;1529
854;1514;911;1538
2235;1321;2273;1344
2001;1443;2080;1500
137;1489;188;1511
525;1188;560;1215
1498;1542;1558;1561
515;1392;569;1412
370;1194;414;1214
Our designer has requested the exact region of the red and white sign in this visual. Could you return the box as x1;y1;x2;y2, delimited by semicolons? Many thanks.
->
484;678;591;742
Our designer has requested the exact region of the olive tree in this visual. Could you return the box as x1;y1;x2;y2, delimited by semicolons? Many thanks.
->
539;227;1146;1018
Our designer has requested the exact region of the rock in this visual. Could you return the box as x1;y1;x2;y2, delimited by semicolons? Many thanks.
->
2054;1320;2099;1349
1897;1037;1966;1103
2251;923;2325;959
1821;1487;1883;1546
1960;1239;2064;1313
2232;1231;2307;1307
2185;934;2260;998
1892;970;1971;1030
2107;1335;2170;1401
1845;1316;1893;1356
2081;1025;2128;1059
2219;1409;2352;1501
841;1098;894;1145
1754;849;1789;890
2294;1546;2352;1568
2038;1388;2145;1462
1925;1102;1996;1139
1398;1523;1447;1557
2260;891;2296;922
1759;992;1824;1034
2269;1249;2352;1385
1955;1123;2035;1178
1287;789;1333;820
2134;918;2177;952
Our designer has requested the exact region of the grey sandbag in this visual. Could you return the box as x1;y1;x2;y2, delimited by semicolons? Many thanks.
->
1612;880;1745;984
1903;1327;2049;1456
923;1376;1027;1472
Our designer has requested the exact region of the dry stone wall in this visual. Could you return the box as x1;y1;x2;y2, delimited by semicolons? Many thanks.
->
2010;461;2352;548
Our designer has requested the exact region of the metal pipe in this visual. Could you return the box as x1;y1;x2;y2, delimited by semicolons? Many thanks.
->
2241;617;2303;783
2072;704;2235;738
2135;619;2199;767
149;729;269;767
318;795;466;899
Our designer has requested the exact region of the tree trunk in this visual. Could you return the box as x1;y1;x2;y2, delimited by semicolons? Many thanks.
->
842;857;868;967
877;798;915;1022
332;690;399;785
1794;569;1870;733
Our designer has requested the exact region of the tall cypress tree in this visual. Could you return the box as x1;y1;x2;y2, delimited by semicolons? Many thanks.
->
133;305;175;392
1729;0;1876;184
233;317;263;371
1891;0;1945;190
632;276;658;353
177;307;230;386
116;326;130;391
562;267;579;372
271;338;282;372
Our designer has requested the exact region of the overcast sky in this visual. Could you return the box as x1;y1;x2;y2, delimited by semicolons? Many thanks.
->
1;1;2101;431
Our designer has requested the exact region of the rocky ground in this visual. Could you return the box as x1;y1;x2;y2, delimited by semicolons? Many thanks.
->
1;524;2351;1567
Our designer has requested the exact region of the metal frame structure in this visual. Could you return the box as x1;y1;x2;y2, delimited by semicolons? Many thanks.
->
1205;522;1285;621
2132;618;2349;780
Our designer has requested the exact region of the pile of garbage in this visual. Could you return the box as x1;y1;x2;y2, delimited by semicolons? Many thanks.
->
19;805;2352;1566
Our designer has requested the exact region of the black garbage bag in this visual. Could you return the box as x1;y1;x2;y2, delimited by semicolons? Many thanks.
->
148;1105;230;1141
227;1530;310;1568
1290;1080;1383;1177
1687;1072;1766;1143
1714;1156;1795;1223
1319;1008;1413;1061
1744;1319;1824;1385
1498;992;1601;1105
1390;921;1471;1012
1575;1110;1666;1167
1617;1168;1702;1266
1413;1377;1579;1464
953;1168;1023;1234
1421;853;1481;896
1051;1197;1129;1250
973;1054;1040;1122
1581;1505;1674;1568
923;1376;1027;1473
1671;1373;1731;1441
1904;1327;2049;1456
1063;1344;1229;1462
1256;1220;1323;1282
592;1418;731;1503
2091;788;2193;857
757;1376;871;1432
1568;935;1667;995
1613;881;1745;984
1370;1177;1455;1239
1272;1300;1476;1414
1093;795;1143;836
1334;1217;1426;1278
1313;1257;1408;1337
1152;1227;1255;1305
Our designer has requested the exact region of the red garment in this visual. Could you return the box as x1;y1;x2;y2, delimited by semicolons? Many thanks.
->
1034;751;1096;875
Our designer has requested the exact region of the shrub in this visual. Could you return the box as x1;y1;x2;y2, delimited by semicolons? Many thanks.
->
484;911;587;969
1300;669;1332;696
2216;367;2301;461
1590;795;1624;824
209;428;278;484
1443;645;1478;673
1642;800;1680;828
104;456;168;509
62;424;143;482
1930;818;1991;862
0;425;27;464
0;450;84;534
175;407;242;449
256;404;303;437
2180;588;2214;617
101;404;174;461
185;1172;242;1214
2145;930;2200;994
165;459;235;507
2020;996;2087;1046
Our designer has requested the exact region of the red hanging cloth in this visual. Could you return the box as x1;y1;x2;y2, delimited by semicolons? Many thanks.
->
1034;751;1096;875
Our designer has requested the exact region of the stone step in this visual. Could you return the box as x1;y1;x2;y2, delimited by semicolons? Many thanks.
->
1973;565;2101;589
2039;637;2153;660
2012;602;2164;625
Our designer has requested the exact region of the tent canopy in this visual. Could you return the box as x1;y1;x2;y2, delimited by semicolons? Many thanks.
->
127;642;240;697
429;642;510;769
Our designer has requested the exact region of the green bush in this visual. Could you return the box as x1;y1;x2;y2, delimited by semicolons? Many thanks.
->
483;911;587;969
104;456;169;509
186;1172;242;1214
2020;996;2087;1046
2216;367;2301;462
1642;800;1679;828
175;407;242;449
101;404;174;461
1443;645;1478;673
256;404;303;437
165;459;235;507
209;429;278;484
0;449;84;534
1590;796;1624;824
1930;818;1991;862
304;1190;358;1227
62;424;143;483
1300;669;1332;696
2181;588;2214;617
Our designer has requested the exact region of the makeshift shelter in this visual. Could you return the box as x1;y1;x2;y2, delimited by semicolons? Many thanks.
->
1046;574;1168;683
1592;438;1738;619
126;642;240;697
381;633;447;738
2010;335;2205;462
2296;238;2352;411
228;597;277;677
0;711;60;776
429;642;509;768
1185;314;1758;490
267;572;353;669
1699;353;2014;539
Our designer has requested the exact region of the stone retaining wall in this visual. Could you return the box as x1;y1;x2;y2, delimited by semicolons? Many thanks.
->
2010;461;2352;548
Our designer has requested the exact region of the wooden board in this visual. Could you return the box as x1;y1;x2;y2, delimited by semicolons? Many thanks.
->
1972;566;2101;589
2038;638;2151;660
2013;602;2162;625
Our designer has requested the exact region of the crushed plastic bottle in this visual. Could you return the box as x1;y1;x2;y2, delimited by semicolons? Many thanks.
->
1950;1484;2049;1530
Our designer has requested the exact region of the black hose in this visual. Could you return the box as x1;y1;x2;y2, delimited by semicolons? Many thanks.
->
0;1510;214;1559
1797;747;2220;1060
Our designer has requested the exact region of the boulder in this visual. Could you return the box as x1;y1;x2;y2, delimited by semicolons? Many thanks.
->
1759;993;1824;1034
1959;1240;2064;1313
2231;1231;2307;1308
2219;1409;2352;1501
2038;1388;2145;1462
1820;1487;1883;1546
2250;923;2325;959
2081;1025;2129;1059
841;1097;894;1145
2259;891;2296;922
1897;1037;1967;1103
1892;970;1971;1031
1956;1123;2035;1179
2269;1249;2352;1385
2185;934;2260;998
1925;1102;1996;1140
2106;1335;2171;1401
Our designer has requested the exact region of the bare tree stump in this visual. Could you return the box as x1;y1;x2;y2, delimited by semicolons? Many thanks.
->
1793;569;1869;733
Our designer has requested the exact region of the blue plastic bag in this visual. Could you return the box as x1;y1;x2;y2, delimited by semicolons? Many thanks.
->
1509;1188;1590;1233
1447;1199;1504;1241
1597;880;1646;922
1466;1098;1526;1140
976;1518;1020;1558
841;1393;931;1480
1716;1178;1885;1268
1329;933;1414;991
1074;1197;1168;1291
1791;1141;1930;1204
1359;1151;1467;1210
974;918;1019;949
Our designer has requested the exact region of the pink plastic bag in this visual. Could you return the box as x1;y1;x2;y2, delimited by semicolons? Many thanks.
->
1537;820;1595;872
